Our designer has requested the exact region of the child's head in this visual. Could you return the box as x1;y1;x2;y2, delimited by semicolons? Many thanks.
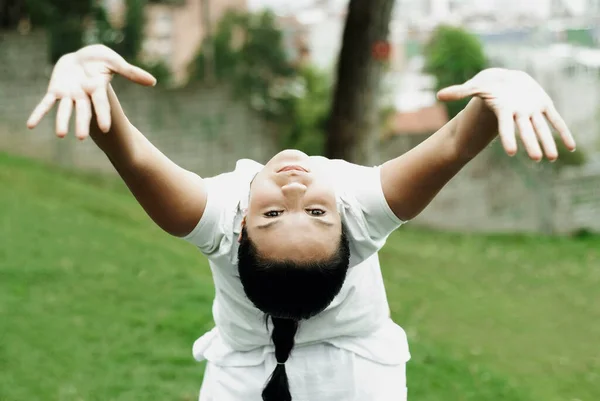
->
241;149;342;262
237;149;351;401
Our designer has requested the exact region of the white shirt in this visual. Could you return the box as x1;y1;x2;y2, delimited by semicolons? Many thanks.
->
183;157;411;368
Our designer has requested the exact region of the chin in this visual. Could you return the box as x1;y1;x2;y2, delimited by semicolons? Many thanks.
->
269;149;310;164
280;149;309;158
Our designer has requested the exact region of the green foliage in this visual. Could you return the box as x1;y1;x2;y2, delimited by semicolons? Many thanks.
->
193;10;295;118
89;4;124;48
22;0;92;29
137;59;173;86
425;25;488;119
23;0;51;26
191;10;330;154
47;18;86;64
25;0;94;63
284;67;332;155
193;10;241;81
120;0;147;61
88;0;173;85
23;0;141;63
89;0;147;62
27;0;161;82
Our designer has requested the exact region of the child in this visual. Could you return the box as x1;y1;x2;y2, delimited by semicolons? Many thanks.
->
27;45;575;401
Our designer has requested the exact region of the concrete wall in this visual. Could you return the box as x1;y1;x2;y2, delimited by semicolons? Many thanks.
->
0;31;277;178
380;134;600;234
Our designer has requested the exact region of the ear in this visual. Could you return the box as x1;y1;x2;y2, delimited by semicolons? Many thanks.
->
238;212;247;243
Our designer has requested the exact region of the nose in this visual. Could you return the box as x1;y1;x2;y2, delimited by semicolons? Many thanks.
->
281;182;307;199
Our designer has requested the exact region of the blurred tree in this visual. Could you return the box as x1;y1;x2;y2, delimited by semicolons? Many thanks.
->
193;10;294;113
285;66;332;155
88;0;145;62
1;0;67;29
0;0;25;29
47;17;88;63
14;0;94;63
424;25;487;119
120;0;146;61
191;11;313;146
191;10;332;154
13;0;147;65
93;0;172;85
325;0;395;164
89;4;121;46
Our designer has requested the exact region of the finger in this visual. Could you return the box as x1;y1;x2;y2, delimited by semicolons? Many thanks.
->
436;84;477;102
27;93;57;129
75;96;93;140
515;115;543;161
496;109;517;156
531;113;558;161
544;104;576;152
56;98;74;138
107;53;157;86
91;86;111;133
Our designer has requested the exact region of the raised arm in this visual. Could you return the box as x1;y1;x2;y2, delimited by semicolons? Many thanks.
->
27;45;206;237
90;85;206;236
380;68;576;221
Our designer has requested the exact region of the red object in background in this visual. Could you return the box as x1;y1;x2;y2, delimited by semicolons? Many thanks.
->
372;40;391;61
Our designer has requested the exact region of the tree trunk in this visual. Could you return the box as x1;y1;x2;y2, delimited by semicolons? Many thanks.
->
325;0;395;165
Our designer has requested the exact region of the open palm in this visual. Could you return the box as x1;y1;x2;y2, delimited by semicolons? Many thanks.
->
27;45;156;139
437;68;576;161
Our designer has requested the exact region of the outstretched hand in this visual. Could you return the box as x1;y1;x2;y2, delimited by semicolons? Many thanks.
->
437;68;576;162
26;45;156;139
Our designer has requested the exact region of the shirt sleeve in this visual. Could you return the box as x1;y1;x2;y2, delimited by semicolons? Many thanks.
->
334;160;406;265
180;171;237;257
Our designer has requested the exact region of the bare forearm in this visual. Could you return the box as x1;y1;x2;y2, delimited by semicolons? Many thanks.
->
90;86;206;236
90;85;146;161
381;98;498;220
450;97;498;161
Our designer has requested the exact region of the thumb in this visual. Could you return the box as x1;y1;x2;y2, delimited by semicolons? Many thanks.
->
106;52;157;87
115;63;157;87
436;84;477;102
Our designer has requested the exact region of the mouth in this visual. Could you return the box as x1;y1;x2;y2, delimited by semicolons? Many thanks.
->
277;165;308;173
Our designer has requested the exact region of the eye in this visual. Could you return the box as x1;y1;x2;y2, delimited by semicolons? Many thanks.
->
264;210;283;218
306;209;326;216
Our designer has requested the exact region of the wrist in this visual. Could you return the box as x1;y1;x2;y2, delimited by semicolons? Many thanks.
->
451;97;498;161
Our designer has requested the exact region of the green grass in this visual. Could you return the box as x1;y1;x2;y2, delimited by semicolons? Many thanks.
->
1;151;598;401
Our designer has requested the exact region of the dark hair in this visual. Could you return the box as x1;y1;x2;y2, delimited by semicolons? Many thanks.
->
238;226;350;401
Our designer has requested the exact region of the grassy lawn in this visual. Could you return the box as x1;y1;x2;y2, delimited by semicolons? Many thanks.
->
0;151;598;401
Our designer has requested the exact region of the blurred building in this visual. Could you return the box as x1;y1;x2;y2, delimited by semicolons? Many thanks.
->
275;2;407;72
102;0;247;85
394;0;600;29
275;8;344;71
277;15;311;67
